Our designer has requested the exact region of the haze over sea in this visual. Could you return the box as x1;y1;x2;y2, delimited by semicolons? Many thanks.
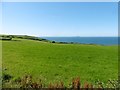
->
42;37;118;45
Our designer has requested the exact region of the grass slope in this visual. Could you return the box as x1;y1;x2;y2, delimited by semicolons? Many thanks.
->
2;38;118;85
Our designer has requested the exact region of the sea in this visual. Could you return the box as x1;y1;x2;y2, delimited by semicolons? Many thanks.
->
41;37;118;45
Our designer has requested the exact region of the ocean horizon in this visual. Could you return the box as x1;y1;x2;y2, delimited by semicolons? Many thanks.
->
40;37;118;45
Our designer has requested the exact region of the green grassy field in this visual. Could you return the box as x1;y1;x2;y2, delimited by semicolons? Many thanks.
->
2;38;118;86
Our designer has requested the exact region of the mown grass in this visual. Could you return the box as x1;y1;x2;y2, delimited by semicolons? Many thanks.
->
2;38;118;86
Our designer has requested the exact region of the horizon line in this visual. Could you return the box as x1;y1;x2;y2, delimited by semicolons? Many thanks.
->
0;34;118;37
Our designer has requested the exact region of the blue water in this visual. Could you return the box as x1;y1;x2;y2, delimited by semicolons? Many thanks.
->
41;37;118;45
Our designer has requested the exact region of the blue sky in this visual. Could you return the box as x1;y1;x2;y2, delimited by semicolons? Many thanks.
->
2;2;118;37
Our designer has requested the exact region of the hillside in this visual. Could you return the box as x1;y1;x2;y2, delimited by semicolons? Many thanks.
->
1;35;118;87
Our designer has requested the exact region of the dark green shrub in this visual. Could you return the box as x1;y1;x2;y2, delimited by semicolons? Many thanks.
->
52;41;55;43
2;73;13;81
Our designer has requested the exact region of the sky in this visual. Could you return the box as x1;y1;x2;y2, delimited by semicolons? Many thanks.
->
2;2;118;37
2;0;120;2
